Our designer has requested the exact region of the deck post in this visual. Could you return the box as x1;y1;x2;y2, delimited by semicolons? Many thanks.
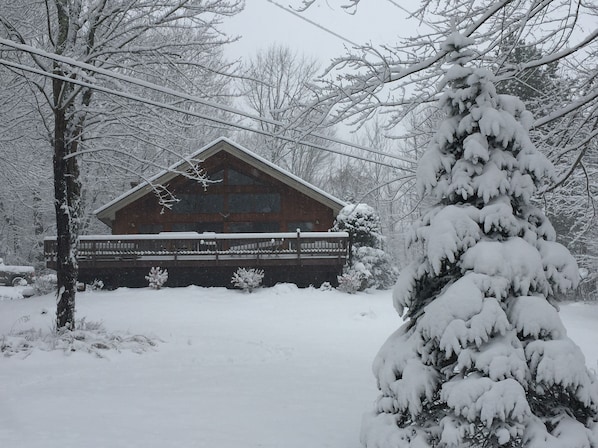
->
296;229;301;261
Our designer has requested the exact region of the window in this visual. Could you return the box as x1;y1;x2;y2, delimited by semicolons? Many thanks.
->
287;221;314;232
229;222;279;233
198;194;224;213
254;193;280;213
171;194;197;214
228;193;280;213
228;193;252;213
209;169;224;182
171;194;224;214
228;168;262;185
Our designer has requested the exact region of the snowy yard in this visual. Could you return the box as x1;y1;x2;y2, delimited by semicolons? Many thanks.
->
1;285;597;448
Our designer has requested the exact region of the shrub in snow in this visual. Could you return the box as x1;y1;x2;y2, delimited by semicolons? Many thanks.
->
334;203;398;291
353;246;398;290
319;281;334;291
89;279;104;291
33;273;57;295
145;267;168;289
360;33;598;448
231;267;264;293
1;316;157;358
337;266;368;294
333;203;383;248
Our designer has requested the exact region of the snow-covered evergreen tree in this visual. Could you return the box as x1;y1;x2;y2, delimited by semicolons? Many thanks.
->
333;204;398;290
361;33;598;448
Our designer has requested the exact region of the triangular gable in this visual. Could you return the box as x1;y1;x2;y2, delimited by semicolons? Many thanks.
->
94;137;347;227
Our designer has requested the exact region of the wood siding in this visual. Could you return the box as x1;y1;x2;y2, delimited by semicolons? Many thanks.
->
111;152;335;235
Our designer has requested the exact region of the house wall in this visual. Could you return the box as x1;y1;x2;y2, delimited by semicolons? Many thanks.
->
111;151;336;234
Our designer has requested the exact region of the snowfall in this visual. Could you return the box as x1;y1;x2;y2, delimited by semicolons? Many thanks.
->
1;284;597;448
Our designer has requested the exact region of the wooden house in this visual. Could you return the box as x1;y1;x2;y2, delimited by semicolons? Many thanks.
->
45;138;350;288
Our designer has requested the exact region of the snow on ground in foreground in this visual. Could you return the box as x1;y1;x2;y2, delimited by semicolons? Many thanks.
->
1;285;597;448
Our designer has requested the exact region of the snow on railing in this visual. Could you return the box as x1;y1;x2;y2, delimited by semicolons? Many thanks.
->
44;231;350;264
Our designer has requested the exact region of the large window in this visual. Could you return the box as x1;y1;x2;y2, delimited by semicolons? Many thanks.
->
172;194;224;214
228;193;280;213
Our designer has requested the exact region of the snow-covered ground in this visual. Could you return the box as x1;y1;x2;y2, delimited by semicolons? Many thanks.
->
1;285;597;448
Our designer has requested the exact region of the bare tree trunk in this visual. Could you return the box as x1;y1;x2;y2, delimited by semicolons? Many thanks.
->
53;100;80;331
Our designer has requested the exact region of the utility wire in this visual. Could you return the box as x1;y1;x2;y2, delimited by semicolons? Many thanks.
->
266;0;361;48
0;37;417;166
0;57;408;170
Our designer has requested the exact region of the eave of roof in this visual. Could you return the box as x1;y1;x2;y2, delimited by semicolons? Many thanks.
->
94;137;347;227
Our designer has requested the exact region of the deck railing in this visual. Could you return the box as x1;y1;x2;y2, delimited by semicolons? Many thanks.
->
44;231;350;267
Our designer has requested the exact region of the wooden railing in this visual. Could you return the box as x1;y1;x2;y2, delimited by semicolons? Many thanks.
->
44;231;350;266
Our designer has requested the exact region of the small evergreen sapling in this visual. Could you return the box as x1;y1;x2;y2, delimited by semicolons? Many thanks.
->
145;267;168;289
360;33;598;448
231;267;264;293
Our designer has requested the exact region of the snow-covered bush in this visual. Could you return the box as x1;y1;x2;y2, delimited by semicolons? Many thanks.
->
337;266;368;294
231;267;264;293
353;246;398;290
145;267;168;289
1;316;158;358
319;281;334;291
333;203;382;248
361;33;598;448
89;279;104;291
334;203;398;291
33;273;57;295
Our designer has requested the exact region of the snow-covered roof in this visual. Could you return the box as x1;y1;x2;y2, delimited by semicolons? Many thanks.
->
94;137;347;227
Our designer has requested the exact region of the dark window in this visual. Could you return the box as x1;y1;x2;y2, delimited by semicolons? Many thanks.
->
228;168;257;185
228;193;253;213
228;193;280;213
171;194;224;214
229;222;279;233
254;193;280;213
171;194;197;213
209;169;224;182
287;221;314;232
198;194;224;213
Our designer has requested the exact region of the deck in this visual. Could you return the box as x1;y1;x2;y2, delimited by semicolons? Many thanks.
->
44;231;350;287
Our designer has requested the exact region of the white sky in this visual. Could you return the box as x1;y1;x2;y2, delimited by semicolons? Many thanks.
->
222;0;413;65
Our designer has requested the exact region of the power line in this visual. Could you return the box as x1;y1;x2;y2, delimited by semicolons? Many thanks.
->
0;57;409;170
266;0;361;48
0;37;417;166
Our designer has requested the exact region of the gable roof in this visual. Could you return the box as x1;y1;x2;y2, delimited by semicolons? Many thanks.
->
94;137;347;227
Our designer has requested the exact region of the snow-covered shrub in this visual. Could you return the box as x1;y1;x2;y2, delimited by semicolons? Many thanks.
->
1;316;158;358
337;266;368;294
333;203;382;248
319;281;334;291
353;246;398;290
231;267;264;293
145;267;168;289
361;33;598;448
334;203;398;291
33;273;57;295
88;279;104;291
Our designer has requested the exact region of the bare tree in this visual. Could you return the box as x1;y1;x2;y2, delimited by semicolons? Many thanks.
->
0;0;243;330
238;44;333;184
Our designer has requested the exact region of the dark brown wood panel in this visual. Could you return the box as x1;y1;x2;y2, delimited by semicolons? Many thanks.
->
112;152;336;235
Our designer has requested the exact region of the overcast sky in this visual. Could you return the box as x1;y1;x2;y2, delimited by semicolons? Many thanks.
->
222;1;413;65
